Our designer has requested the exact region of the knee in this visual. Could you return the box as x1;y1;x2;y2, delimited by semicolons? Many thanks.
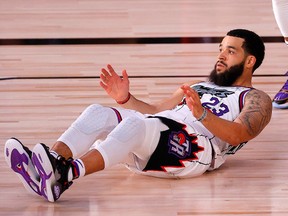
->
120;116;145;132
73;104;111;134
84;104;103;113
108;116;146;142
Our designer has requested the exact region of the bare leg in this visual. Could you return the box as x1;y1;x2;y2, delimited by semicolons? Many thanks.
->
51;141;73;159
79;149;105;175
51;142;104;175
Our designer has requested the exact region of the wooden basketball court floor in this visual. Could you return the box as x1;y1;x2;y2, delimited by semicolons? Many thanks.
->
0;1;287;215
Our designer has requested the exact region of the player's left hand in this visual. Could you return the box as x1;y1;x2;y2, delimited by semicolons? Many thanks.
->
181;85;205;120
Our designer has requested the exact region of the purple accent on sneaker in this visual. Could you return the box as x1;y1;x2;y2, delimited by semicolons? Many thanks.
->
32;152;53;199
273;78;288;107
6;147;9;157
9;148;41;195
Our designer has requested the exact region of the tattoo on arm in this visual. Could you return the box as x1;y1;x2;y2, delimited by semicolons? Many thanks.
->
239;90;272;137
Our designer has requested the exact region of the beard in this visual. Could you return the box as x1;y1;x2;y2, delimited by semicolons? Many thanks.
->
208;60;245;86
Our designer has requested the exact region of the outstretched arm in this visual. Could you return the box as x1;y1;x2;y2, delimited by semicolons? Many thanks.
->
182;86;272;146
100;64;190;114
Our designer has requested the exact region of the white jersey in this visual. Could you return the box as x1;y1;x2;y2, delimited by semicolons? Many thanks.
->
156;82;253;170
60;81;254;179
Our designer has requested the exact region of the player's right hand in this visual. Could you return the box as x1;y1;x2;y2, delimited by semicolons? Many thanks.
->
100;64;130;102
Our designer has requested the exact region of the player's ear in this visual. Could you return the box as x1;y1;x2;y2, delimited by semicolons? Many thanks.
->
246;55;256;69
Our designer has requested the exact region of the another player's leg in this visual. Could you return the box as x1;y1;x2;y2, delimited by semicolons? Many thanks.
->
272;0;288;109
4;138;41;196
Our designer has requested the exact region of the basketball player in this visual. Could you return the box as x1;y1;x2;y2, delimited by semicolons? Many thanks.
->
4;29;272;202
272;0;288;109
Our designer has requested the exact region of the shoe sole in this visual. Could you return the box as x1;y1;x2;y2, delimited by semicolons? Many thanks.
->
4;138;41;196
272;101;288;109
32;143;57;202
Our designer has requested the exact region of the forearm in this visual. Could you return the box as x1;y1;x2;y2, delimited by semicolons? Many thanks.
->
118;94;160;114
200;110;250;146
100;65;188;114
117;87;185;114
182;86;271;147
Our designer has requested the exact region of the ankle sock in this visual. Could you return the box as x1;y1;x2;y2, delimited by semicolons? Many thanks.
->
50;150;85;181
68;159;85;181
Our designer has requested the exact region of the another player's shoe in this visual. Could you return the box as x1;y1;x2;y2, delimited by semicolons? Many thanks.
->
273;77;288;109
4;138;41;196
32;143;73;202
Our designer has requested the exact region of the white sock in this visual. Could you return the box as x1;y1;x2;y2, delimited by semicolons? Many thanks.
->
50;150;85;181
68;159;85;181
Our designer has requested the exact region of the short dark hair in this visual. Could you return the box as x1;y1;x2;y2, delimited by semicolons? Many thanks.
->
227;29;265;73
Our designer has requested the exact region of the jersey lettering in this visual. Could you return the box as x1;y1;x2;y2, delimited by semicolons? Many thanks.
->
168;131;192;159
193;85;234;98
143;117;204;172
202;97;229;117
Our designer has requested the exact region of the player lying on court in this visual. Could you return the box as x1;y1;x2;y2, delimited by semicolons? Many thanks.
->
4;29;272;202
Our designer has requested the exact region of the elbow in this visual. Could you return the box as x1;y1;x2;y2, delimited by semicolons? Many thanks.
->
226;124;254;146
226;135;247;146
228;139;243;146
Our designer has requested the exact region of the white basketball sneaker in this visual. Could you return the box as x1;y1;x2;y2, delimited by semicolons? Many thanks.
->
32;143;73;202
4;138;42;196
